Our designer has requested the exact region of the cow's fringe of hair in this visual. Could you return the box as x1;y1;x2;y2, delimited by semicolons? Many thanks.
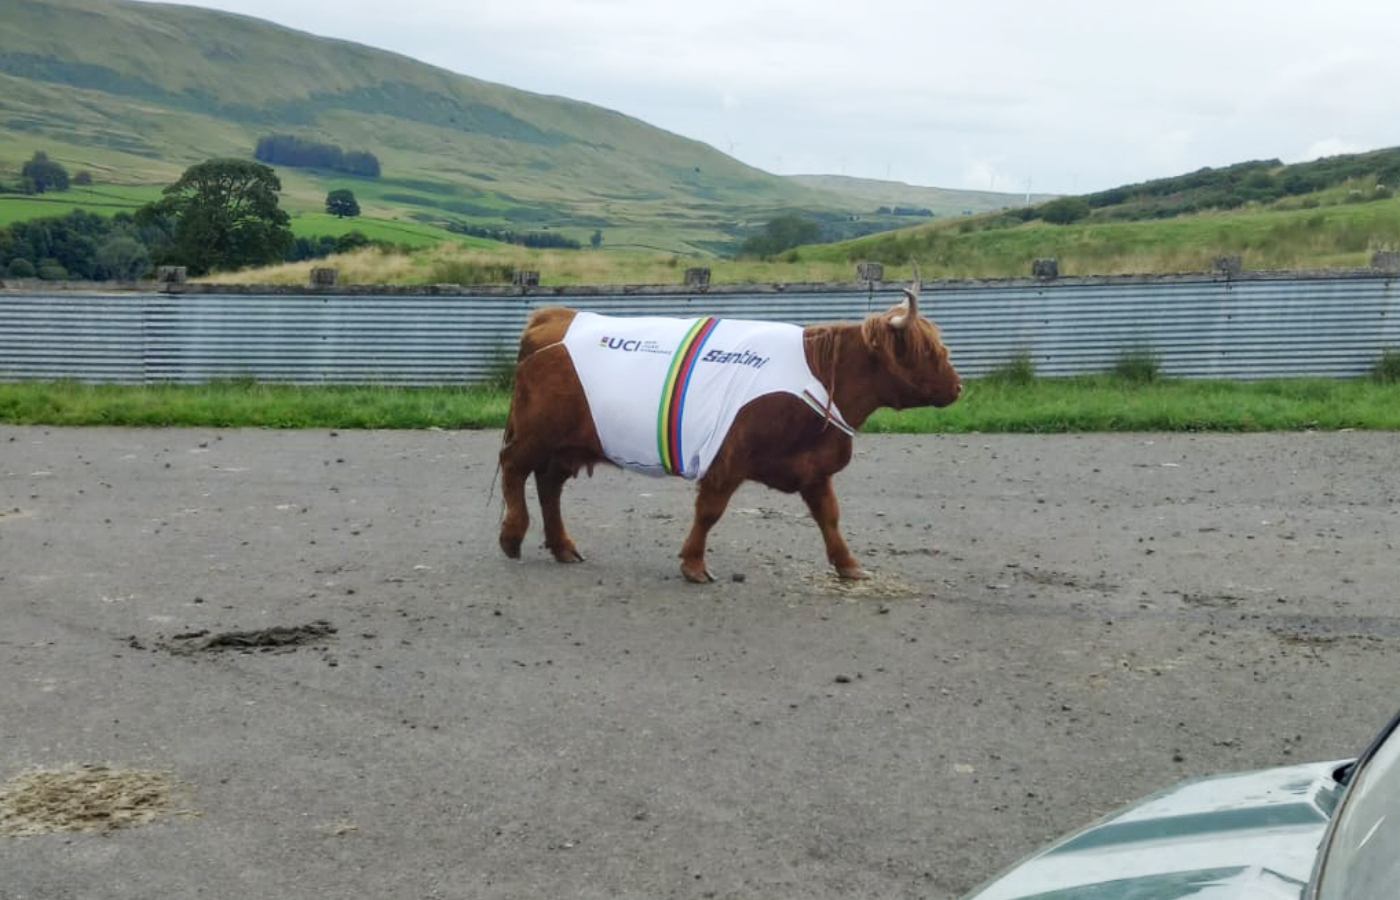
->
859;311;935;360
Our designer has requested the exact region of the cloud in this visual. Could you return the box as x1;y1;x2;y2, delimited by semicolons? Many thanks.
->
1299;138;1366;162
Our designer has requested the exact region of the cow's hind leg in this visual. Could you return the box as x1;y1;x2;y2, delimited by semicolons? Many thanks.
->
498;438;532;559
679;475;742;583
800;477;868;580
536;461;584;563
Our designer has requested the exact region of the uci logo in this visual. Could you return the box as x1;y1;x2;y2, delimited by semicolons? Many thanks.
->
599;336;669;355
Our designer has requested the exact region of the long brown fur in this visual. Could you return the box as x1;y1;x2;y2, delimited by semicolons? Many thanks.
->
498;293;961;582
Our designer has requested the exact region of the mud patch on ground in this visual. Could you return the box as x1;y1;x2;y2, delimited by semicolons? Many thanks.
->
0;765;196;836
1174;591;1247;608
1271;628;1385;650
148;620;337;657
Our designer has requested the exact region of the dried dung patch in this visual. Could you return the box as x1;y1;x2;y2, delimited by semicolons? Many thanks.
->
156;620;337;656
1271;628;1384;650
805;571;920;600
0;765;196;836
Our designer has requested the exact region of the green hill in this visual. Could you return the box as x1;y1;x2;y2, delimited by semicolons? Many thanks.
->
786;174;1057;217
800;150;1400;277
0;0;1032;255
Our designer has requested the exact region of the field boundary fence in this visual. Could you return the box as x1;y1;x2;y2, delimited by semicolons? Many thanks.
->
2;272;1397;384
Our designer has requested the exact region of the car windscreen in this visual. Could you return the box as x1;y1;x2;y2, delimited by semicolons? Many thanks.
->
1312;714;1400;898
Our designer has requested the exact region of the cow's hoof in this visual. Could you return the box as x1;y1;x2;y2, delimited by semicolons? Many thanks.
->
499;535;523;559
551;545;585;563
681;563;715;584
837;564;871;581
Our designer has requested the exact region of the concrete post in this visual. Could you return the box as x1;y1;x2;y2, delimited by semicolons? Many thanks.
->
1213;256;1243;278
856;261;884;282
1371;250;1400;273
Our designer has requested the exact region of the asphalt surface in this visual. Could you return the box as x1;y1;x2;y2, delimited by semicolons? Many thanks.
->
2;426;1398;899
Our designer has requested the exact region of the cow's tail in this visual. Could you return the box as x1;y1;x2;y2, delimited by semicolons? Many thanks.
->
488;414;513;509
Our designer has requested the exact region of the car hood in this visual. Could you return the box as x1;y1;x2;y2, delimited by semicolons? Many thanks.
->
965;760;1348;900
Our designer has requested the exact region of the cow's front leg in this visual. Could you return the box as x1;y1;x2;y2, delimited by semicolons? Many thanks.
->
800;477;868;580
679;475;742;583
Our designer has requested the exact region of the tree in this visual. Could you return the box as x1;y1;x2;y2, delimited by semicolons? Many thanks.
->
740;214;822;257
325;189;360;218
590;229;603;249
95;235;151;280
5;258;36;278
1040;197;1091;225
21;151;69;194
138;159;293;275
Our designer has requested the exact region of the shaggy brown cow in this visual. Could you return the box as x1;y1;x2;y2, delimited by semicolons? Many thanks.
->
498;273;961;582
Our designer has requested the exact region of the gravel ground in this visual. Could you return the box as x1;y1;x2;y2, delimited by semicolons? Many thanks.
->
2;426;1398;899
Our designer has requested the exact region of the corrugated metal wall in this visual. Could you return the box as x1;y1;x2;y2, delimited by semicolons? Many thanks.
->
2;275;1397;384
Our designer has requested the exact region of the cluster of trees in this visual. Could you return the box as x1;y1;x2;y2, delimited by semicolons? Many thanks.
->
254;135;381;177
20;151;70;193
875;205;934;217
442;221;581;249
2;151;95;195
1;210;154;280
1;159;383;280
287;230;374;262
739;214;821;258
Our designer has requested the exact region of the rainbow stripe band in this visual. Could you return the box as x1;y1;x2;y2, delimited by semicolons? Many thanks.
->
656;316;719;476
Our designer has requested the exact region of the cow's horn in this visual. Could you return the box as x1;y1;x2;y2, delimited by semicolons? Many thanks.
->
893;261;920;328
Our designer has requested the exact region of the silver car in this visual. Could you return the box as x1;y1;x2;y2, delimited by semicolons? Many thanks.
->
965;710;1400;899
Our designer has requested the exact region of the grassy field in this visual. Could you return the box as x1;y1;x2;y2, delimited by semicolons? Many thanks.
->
3;377;1398;432
199;242;862;286
0;184;163;225
287;213;502;250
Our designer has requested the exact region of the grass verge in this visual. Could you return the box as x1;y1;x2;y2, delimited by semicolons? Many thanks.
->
0;382;510;429
3;377;1400;432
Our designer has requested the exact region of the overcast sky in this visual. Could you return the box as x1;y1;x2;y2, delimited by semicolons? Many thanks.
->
183;0;1399;195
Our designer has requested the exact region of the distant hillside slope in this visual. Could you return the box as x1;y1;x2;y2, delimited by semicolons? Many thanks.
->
787;174;1052;217
800;147;1400;278
1067;148;1400;222
0;0;872;253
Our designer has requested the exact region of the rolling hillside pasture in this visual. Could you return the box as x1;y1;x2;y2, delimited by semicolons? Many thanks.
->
806;195;1400;278
0;184;162;226
286;213;501;250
